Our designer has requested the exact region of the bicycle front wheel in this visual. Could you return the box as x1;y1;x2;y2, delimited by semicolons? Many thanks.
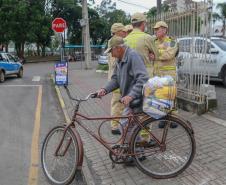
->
41;126;79;185
131;115;196;179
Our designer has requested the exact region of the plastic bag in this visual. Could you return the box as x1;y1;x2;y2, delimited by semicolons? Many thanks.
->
143;76;176;119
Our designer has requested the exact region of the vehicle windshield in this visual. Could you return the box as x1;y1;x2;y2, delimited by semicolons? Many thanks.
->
212;39;226;51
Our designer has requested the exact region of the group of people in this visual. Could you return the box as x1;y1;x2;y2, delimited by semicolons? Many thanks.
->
97;12;179;134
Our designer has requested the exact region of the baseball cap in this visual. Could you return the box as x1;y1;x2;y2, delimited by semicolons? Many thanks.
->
104;36;124;54
131;12;147;23
124;24;133;32
111;23;125;33
154;21;168;29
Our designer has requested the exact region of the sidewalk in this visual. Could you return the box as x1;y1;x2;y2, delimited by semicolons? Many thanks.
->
57;66;226;185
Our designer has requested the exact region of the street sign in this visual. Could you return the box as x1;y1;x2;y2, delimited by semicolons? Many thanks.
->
52;18;67;33
55;61;68;86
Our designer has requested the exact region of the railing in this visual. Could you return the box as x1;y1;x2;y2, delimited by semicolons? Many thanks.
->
149;0;213;108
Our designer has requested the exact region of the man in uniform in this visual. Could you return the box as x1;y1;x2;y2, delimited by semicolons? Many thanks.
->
151;21;179;128
107;23;127;134
124;24;133;36
124;12;159;77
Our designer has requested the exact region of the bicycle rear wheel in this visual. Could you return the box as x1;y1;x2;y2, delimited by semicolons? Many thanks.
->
131;115;196;179
41;126;79;185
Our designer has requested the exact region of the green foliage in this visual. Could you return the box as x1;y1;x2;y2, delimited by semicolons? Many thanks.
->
216;2;226;36
96;63;109;71
0;0;53;56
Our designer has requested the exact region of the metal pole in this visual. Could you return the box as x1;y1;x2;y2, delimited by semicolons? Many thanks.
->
82;0;92;69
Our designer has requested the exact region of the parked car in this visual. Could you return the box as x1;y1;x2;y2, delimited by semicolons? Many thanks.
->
98;53;108;65
0;52;23;83
177;37;226;87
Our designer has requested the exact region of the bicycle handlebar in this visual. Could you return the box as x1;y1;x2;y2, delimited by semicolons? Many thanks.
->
64;85;98;102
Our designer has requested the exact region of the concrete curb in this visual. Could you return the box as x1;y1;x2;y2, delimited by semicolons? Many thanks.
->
202;114;226;127
53;80;96;185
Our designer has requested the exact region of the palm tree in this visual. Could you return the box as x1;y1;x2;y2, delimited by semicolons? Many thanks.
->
216;2;226;37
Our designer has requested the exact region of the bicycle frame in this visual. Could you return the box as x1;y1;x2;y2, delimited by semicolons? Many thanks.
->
55;87;193;170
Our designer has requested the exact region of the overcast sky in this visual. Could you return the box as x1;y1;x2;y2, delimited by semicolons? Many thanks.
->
94;0;225;15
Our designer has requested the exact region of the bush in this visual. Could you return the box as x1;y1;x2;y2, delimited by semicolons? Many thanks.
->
96;64;109;71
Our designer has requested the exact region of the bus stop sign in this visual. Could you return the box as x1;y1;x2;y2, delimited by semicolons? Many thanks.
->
52;18;67;33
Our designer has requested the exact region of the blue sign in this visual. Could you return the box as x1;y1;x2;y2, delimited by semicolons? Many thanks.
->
55;61;68;85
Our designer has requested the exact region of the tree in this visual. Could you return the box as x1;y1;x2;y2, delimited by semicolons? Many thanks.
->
216;2;226;37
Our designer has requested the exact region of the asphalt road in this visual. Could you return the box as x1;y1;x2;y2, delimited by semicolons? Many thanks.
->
0;62;86;185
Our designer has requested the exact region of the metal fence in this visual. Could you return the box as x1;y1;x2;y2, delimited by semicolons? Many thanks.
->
149;0;213;107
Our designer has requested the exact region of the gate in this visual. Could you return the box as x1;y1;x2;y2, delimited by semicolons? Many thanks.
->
149;0;214;110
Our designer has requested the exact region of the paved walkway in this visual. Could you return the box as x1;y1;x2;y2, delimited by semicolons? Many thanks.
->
58;66;226;185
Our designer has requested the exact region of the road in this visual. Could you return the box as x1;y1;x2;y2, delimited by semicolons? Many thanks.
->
0;62;86;185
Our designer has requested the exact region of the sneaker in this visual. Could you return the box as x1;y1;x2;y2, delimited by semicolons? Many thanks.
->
111;128;121;135
124;156;135;166
170;122;178;128
158;121;178;129
138;156;146;161
158;121;166;128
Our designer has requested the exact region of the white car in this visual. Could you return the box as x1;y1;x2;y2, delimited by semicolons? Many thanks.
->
98;53;108;65
177;37;226;87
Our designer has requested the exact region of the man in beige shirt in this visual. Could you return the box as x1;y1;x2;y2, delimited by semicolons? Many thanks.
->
107;23;127;134
124;12;159;77
151;21;179;129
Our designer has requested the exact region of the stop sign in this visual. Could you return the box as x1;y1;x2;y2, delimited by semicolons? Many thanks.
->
52;18;67;33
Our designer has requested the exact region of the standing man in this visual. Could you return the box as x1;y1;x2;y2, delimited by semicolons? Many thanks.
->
124;12;159;77
124;24;133;36
151;21;179;128
108;23;127;134
97;36;149;141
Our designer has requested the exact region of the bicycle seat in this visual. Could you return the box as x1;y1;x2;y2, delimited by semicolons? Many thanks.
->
129;98;142;109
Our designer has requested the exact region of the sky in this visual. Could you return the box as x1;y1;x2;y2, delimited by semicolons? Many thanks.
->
94;0;225;15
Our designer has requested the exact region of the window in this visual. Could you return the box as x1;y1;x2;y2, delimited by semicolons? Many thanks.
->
179;39;192;52
7;54;16;62
212;39;226;51
195;39;212;53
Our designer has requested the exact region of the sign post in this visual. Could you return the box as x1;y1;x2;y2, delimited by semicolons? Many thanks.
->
52;18;68;86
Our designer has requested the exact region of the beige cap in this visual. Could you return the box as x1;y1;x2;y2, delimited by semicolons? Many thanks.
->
111;23;125;33
131;12;146;23
124;24;133;32
104;36;124;53
154;21;168;29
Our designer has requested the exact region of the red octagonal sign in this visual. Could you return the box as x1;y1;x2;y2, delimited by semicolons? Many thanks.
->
52;18;67;33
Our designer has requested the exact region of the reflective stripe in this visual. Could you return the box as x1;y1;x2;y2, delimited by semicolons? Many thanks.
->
159;66;176;70
113;89;120;93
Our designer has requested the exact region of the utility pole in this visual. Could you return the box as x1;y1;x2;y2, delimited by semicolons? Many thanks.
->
82;0;92;69
157;0;161;19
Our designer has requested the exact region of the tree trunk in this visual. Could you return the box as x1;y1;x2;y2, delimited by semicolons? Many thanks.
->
41;46;45;57
37;43;40;56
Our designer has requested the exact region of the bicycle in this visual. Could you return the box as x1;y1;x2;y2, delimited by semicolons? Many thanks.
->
41;86;196;185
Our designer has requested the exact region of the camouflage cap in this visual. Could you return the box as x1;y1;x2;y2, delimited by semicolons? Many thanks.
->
111;23;125;33
124;24;133;32
154;21;168;29
131;12;147;23
104;36;124;54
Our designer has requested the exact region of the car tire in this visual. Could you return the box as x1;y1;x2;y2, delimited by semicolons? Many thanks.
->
223;69;226;88
0;70;5;83
17;68;23;78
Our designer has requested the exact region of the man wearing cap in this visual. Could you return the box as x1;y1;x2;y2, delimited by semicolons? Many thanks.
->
124;12;159;77
152;21;178;78
97;36;149;152
107;23;127;135
124;24;133;36
151;21;179;129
